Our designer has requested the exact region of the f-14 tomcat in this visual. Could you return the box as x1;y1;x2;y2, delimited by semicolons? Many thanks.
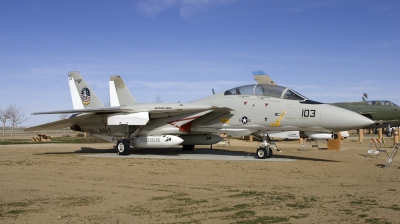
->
25;71;374;159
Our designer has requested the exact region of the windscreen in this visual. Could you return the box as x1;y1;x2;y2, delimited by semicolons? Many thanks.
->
224;84;307;101
368;100;398;106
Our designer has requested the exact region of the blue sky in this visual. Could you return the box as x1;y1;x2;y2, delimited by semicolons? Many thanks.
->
1;0;399;127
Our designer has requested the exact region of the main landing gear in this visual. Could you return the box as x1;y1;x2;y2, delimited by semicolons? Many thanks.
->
117;139;130;155
256;146;272;159
116;125;143;156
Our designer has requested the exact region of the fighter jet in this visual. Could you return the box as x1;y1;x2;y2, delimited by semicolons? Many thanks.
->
25;71;374;159
110;75;351;141
331;100;400;134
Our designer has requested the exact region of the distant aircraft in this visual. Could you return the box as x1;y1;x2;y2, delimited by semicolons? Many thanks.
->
25;71;373;159
331;100;400;135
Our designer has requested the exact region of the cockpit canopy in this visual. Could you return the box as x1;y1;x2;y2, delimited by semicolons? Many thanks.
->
367;100;398;107
224;84;307;101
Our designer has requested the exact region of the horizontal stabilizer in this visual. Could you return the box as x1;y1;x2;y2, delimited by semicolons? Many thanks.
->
31;104;229;116
31;107;128;115
24;113;95;131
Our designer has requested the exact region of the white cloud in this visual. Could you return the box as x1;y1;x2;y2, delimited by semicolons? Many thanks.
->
137;0;237;19
179;0;213;18
137;0;178;15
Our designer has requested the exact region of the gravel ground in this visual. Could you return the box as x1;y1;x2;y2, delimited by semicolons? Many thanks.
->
0;136;399;223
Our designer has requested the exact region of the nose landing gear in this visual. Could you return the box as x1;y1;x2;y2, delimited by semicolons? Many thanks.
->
255;131;277;159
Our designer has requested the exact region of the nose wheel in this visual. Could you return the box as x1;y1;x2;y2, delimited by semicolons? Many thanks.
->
256;146;273;159
255;131;274;159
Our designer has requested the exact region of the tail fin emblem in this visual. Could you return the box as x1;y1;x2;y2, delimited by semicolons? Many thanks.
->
80;87;91;105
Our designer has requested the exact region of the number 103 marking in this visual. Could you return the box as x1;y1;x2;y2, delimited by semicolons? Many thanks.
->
302;109;316;117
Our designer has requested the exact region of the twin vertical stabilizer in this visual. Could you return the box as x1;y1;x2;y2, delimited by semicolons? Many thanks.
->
109;75;137;106
68;71;105;109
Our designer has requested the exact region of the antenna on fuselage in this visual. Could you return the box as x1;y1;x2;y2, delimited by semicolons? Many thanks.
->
362;93;368;101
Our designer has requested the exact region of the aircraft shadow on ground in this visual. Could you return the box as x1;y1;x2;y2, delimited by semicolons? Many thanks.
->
38;146;339;162
50;146;340;162
356;154;398;169
193;147;339;162
375;164;388;168
38;148;116;155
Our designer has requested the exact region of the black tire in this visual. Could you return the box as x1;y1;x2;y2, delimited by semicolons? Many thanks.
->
257;147;266;159
266;148;273;158
117;139;130;155
182;145;195;150
256;147;273;159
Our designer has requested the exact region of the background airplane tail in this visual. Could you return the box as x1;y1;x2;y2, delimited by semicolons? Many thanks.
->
68;71;105;109
109;75;137;106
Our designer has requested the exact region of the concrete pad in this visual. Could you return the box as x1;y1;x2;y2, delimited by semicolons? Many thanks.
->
82;148;296;161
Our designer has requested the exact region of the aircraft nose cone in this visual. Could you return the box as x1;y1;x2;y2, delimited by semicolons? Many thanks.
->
320;105;374;131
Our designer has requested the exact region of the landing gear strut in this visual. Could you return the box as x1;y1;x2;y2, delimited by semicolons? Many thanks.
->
255;131;275;159
116;125;143;156
117;139;130;155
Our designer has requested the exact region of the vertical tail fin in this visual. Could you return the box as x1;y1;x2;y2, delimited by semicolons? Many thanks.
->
109;75;137;106
68;71;105;109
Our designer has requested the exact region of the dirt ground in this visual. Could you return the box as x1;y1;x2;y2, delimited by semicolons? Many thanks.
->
0;136;399;224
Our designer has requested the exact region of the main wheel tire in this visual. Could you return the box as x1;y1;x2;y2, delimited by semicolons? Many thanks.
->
182;145;195;150
256;147;273;159
257;147;266;159
117;139;130;155
266;148;273;158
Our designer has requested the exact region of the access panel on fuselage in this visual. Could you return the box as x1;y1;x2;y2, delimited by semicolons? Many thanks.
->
253;96;281;126
224;95;256;126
